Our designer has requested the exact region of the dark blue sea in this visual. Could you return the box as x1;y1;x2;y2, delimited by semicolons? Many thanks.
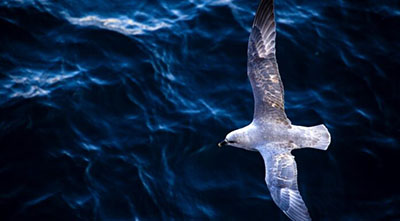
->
1;0;400;220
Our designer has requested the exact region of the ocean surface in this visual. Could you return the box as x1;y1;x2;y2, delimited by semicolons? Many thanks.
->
1;0;400;220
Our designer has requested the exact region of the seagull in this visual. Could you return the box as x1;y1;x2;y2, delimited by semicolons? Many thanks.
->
218;0;331;220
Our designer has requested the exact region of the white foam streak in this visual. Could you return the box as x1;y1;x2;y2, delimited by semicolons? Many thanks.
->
11;85;50;98
66;15;171;36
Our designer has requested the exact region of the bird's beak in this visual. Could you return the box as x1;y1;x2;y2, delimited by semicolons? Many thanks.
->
218;139;228;147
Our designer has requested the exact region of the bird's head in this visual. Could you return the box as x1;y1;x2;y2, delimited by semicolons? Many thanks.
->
218;126;253;150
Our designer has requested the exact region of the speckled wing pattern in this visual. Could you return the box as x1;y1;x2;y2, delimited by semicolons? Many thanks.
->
259;143;311;221
247;0;290;126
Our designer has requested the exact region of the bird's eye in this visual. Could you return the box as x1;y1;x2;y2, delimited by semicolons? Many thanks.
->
228;140;237;144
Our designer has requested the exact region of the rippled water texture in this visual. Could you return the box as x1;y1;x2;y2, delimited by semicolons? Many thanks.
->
1;0;400;220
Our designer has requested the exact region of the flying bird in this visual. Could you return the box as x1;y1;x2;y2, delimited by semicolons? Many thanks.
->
218;0;331;220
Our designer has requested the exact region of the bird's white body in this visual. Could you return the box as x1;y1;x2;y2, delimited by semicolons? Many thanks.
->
227;121;330;152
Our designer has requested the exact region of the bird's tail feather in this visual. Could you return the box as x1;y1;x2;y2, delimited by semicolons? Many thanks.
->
299;124;331;150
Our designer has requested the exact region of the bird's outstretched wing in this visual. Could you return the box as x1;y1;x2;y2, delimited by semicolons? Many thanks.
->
258;143;311;221
248;0;290;126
